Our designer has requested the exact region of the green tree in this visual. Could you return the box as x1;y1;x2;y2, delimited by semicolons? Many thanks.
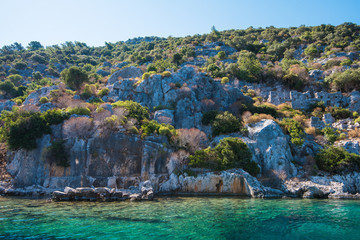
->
61;66;89;90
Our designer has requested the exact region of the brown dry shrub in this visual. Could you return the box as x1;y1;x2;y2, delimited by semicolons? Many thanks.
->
172;128;207;154
93;109;112;123
289;64;310;81
348;128;360;138
201;99;217;111
21;104;40;112
305;127;317;136
244;113;274;125
293;114;307;127
63;117;93;139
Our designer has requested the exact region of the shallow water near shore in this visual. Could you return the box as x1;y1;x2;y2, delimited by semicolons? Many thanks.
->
0;196;359;240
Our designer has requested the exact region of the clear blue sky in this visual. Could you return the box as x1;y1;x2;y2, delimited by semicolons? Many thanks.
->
0;0;359;48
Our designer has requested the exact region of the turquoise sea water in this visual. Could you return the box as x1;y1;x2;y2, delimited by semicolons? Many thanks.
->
0;196;360;240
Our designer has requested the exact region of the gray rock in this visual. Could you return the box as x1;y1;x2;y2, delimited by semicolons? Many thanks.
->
24;86;58;105
107;66;143;85
0;100;15;114
52;191;70;201
154;110;174;125
103;62;112;68
245;119;297;177
310;116;325;130
40;102;55;112
96;69;110;77
323;113;335;125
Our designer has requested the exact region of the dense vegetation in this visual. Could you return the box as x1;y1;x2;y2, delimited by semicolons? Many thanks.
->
189;137;259;176
1;23;360;173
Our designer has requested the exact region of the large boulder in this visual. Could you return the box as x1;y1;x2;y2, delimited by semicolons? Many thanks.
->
107;66;143;85
245;119;297;177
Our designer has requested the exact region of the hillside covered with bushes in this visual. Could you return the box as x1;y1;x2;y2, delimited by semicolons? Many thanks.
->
1;23;360;197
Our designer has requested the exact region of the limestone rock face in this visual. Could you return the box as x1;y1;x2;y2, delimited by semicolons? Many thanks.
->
6;132;171;190
108;66;252;129
245;120;297;177
159;169;284;198
107;66;143;85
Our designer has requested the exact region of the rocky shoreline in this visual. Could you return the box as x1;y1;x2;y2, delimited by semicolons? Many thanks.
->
1;171;360;201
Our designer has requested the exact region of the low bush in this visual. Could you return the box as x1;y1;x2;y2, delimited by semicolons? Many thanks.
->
330;107;351;120
188;137;259;176
221;77;229;84
244;113;274;125
112;100;149;122
0;109;69;150
141;120;176;138
142;72;151;80
212;111;241;136
161;71;171;78
201;110;219;125
322;127;338;144
315;146;360;173
98;87;109;97
279;118;305;146
66;107;91;116
39;97;49;104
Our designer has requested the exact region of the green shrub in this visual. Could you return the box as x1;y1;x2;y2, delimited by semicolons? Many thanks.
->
0;109;70;150
15;99;22;105
47;140;69;167
175;82;181;88
315;146;360;173
39;97;49;104
98;87;109;97
112;100;149;122
141;120;176;138
189;137;259;176
340;59;352;66
279;118;305;146
129;126;139;134
212;111;241;136
217;51;226;60
61;66;89;90
202;110;219;125
221;77;229;84
43;109;70;125
330;107;351;120
353;112;359;118
325;68;360;92
147;64;157;72
251;104;278;118
66;107;91;116
142;72;151;80
14;62;27;70
161;71;171;78
322;127;338;144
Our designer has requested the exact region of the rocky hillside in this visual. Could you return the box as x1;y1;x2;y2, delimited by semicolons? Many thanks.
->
1;23;360;199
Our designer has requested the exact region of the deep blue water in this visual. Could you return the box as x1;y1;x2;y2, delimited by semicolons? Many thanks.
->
0;196;359;239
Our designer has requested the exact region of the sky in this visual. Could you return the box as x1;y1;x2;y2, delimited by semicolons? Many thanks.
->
0;0;359;48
